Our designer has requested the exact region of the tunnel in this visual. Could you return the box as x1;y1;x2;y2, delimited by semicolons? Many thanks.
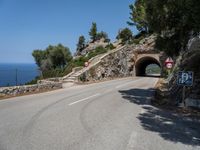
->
135;56;161;77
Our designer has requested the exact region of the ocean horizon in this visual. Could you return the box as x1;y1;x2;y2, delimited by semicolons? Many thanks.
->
0;63;40;87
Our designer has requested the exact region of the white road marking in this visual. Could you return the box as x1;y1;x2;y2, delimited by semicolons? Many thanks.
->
68;93;101;106
126;131;138;150
115;78;143;89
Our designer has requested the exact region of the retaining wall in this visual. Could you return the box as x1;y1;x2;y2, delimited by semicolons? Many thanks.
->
0;81;62;97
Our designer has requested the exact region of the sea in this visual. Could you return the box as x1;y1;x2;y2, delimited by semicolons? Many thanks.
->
0;63;40;87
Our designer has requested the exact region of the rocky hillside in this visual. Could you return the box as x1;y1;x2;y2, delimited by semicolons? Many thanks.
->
77;35;157;82
76;38;117;56
159;37;200;106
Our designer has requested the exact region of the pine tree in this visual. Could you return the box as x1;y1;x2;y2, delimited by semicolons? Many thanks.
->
127;0;148;33
89;22;97;42
76;35;86;55
116;28;133;45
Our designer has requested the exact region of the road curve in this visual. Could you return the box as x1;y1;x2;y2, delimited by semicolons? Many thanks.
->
0;77;199;150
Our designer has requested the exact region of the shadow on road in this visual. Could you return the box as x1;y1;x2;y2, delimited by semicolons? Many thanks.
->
119;88;200;146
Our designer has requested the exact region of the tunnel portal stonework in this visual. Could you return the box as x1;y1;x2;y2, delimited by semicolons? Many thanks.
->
79;35;166;82
134;53;162;76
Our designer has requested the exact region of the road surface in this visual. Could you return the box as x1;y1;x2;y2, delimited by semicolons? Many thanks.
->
0;77;199;150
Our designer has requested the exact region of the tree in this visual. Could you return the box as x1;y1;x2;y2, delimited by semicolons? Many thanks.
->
48;44;72;68
116;28;133;44
145;0;200;56
89;22;97;42
96;31;110;43
76;35;86;55
128;0;148;33
40;58;53;72
128;0;200;56
32;50;47;67
32;44;72;69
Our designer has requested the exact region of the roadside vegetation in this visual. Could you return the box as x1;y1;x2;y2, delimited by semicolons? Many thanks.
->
128;0;200;107
128;0;200;56
31;23;116;80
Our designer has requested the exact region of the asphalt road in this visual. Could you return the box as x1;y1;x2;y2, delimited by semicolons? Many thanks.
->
0;77;199;150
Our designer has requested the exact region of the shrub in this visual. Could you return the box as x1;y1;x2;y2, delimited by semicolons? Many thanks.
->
73;56;89;67
105;44;116;50
87;46;108;60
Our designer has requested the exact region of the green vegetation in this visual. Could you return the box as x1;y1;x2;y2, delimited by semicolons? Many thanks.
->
87;46;108;59
31;21;114;81
76;22;110;56
76;35;86;55
96;31;110;43
128;0;200;56
73;56;89;67
146;64;161;74
105;43;116;50
89;22;98;42
32;44;72;70
32;44;72;78
73;46;111;67
25;77;40;85
32;44;113;80
116;28;133;45
88;22;110;43
128;0;148;33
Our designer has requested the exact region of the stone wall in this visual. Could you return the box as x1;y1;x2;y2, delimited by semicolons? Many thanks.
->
0;81;62;97
79;46;134;82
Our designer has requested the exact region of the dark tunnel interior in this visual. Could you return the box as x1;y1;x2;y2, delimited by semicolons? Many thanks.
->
135;57;161;77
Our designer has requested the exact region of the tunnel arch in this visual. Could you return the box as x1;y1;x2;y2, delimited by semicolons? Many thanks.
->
135;56;161;76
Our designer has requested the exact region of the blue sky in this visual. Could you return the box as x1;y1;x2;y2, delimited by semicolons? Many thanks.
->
0;0;137;63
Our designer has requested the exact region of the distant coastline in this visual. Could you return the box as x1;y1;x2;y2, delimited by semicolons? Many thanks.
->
0;63;39;87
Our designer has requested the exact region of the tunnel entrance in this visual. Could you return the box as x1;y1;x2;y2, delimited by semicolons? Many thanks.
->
135;56;161;77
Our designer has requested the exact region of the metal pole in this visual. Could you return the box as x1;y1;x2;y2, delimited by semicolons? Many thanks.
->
15;69;18;86
182;86;186;107
167;69;171;77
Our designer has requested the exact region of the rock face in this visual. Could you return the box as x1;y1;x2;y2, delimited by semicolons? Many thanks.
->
167;36;200;106
0;80;62;97
86;47;134;81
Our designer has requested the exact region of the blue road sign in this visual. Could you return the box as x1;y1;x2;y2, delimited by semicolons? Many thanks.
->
177;71;193;86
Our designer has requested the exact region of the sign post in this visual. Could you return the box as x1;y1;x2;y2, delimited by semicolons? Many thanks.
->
177;71;194;107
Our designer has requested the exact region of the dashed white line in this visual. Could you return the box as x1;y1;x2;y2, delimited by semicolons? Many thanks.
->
68;93;101;106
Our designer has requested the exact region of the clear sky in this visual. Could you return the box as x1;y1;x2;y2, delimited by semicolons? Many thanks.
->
0;0;137;63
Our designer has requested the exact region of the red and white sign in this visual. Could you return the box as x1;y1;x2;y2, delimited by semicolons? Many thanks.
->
165;57;174;69
84;61;89;67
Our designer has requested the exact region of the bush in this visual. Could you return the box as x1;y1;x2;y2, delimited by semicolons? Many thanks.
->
87;46;108;60
105;43;116;50
79;72;87;82
73;56;89;67
26;79;38;85
25;76;41;85
41;68;64;79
